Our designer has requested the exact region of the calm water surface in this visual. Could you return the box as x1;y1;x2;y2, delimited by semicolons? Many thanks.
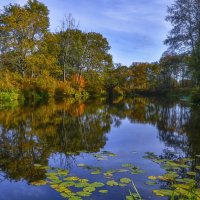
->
0;97;200;200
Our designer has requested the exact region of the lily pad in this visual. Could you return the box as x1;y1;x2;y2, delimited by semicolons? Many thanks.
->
148;176;157;180
90;182;105;188
30;180;48;186
68;196;82;200
76;191;91;197
153;189;174;197
145;181;157;186
99;190;108;193
74;182;90;188
120;178;131;184
91;170;101;175
64;176;79;181
60;182;75;187
117;169;129;173
107;180;119;186
83;186;96;192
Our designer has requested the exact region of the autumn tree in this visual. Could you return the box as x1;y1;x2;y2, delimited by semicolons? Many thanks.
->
57;23;113;91
0;0;49;77
128;62;160;90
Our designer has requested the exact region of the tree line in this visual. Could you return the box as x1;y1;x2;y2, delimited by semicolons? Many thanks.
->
0;0;200;104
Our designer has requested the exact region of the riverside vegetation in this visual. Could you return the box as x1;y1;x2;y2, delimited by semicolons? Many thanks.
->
1;0;200;106
1;0;200;200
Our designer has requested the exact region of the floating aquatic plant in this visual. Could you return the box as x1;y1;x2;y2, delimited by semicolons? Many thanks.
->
145;152;200;199
144;181;157;186
122;163;144;174
107;180;119;186
120;178;132;184
92;150;117;161
99;189;108;193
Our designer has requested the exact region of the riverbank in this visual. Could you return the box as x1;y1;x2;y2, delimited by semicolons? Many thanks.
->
0;72;89;108
1;74;199;109
131;88;195;103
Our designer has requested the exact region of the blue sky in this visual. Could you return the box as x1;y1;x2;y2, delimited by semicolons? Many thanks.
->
0;0;174;66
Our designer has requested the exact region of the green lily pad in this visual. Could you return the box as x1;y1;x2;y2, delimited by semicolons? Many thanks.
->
83;186;96;192
99;190;108;193
107;180;118;186
91;170;101;175
64;176;79;181
50;184;60;189
117;169;129;173
126;193;141;200
57;169;69;176
148;176;157;180
74;182;90;188
61;192;72;198
60;182;75;187
153;189;174;197
120;178;131;184
145;181;157;185
49;179;62;184
76;191;91;197
104;172;113;178
175;178;195;184
157;171;179;181
79;179;89;183
68;196;82;200
130;169;144;174
90;182;105;188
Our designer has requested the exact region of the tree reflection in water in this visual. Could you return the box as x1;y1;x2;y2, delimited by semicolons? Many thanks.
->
0;97;200;183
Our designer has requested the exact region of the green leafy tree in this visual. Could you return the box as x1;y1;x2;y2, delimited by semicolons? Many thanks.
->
165;0;200;84
0;0;49;76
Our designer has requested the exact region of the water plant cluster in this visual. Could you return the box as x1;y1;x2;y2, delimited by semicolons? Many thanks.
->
30;150;200;200
144;152;200;200
30;151;143;200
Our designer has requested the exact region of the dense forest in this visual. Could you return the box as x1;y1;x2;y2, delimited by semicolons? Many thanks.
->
0;0;200;105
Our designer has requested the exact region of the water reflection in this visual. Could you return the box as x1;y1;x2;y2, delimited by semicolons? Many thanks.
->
0;97;200;183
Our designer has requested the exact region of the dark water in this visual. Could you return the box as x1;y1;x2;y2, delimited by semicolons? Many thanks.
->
0;97;200;200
